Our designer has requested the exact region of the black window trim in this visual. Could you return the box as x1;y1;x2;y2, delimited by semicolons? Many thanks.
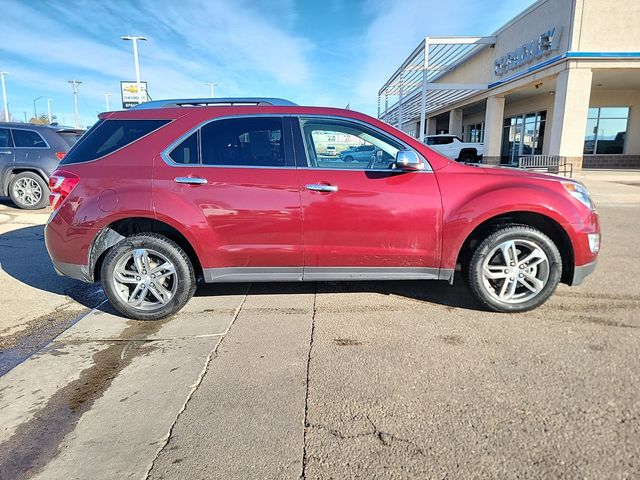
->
10;128;50;149
161;114;293;169
293;115;432;173
60;118;172;165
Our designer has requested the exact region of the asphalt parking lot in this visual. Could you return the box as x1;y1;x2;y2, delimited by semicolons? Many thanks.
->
0;171;639;479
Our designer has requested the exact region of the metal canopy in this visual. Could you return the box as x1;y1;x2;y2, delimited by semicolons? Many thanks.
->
378;36;496;137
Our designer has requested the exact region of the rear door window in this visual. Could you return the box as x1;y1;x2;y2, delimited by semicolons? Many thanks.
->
0;128;12;148
199;117;285;167
12;129;47;148
60;119;169;164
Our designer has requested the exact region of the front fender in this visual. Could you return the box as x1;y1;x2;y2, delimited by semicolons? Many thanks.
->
440;182;579;270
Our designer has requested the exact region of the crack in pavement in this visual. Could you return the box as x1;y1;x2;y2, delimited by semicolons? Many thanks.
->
300;283;317;479
308;414;426;457
144;285;250;480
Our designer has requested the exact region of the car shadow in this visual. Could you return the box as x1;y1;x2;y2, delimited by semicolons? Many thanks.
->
0;225;105;309
1;224;483;314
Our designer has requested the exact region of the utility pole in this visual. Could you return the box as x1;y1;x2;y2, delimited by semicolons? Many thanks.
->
1;72;9;122
101;93;112;111
47;99;53;124
33;96;43;120
121;35;148;105
204;82;218;97
68;80;82;128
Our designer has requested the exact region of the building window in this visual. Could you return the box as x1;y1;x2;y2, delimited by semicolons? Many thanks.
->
501;111;546;165
465;123;484;143
584;107;629;155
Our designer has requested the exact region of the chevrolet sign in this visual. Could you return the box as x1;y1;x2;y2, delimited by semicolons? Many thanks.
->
494;27;563;76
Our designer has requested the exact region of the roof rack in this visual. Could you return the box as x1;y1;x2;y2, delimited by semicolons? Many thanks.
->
129;97;297;110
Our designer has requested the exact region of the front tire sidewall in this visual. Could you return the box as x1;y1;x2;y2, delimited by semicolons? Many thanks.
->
101;234;196;321
9;172;50;210
468;226;562;313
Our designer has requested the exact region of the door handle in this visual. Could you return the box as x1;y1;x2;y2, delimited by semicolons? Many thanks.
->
174;176;208;185
0;151;12;155
305;183;338;193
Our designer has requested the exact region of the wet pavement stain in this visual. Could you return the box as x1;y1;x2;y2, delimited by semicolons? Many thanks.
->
0;318;169;480
334;338;362;347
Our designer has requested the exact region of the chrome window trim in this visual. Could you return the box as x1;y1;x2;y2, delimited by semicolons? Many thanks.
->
295;114;433;173
10;128;50;149
160;114;293;169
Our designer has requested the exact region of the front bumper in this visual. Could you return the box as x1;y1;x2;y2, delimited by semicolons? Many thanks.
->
570;260;597;286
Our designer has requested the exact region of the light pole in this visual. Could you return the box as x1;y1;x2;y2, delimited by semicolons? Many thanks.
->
204;82;218;97
33;96;43;120
101;93;112;111
0;72;8;122
121;35;148;105
47;99;54;124
67;80;82;128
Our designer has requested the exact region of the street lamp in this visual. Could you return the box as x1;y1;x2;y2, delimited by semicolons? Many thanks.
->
47;99;54;124
121;35;148;105
204;82;218;97
33;96;43;120
67;80;82;128
0;72;9;122
101;93;112;111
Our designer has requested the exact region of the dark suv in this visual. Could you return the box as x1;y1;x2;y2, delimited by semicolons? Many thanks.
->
44;98;599;320
0;122;84;209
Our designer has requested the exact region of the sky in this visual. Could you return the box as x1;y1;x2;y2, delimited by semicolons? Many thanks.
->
1;0;534;128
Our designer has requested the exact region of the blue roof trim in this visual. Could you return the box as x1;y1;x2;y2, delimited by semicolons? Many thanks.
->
488;51;640;89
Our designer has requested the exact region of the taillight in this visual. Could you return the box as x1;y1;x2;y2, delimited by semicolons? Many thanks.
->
49;170;80;210
56;152;66;160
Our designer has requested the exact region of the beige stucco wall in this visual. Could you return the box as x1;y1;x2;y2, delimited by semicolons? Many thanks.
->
572;0;640;51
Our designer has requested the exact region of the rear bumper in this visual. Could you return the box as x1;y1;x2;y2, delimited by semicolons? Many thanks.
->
52;259;92;282
570;260;597;286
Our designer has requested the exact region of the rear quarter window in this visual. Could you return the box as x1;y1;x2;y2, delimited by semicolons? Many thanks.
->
60;119;169;164
57;132;84;147
12;129;48;148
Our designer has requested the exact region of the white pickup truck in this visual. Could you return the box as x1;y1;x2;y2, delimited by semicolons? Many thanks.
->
423;134;484;163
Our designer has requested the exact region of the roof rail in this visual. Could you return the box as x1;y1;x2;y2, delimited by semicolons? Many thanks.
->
129;97;297;110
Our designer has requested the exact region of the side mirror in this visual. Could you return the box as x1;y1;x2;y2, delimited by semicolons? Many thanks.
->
395;150;424;171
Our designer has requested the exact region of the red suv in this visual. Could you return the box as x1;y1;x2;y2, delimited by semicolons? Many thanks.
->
44;98;600;320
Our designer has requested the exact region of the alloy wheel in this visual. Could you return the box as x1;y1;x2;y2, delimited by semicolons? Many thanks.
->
12;177;43;207
111;248;178;311
481;239;550;304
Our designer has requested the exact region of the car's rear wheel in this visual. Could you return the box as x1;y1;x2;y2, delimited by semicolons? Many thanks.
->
9;172;50;210
101;233;196;320
467;225;562;312
343;155;354;162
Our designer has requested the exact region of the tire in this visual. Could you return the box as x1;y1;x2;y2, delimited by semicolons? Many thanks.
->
100;233;196;320
458;151;476;163
466;225;562;313
9;171;50;210
344;155;354;162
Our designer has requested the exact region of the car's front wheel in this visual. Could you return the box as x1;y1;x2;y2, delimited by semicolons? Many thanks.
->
467;225;562;312
101;233;196;320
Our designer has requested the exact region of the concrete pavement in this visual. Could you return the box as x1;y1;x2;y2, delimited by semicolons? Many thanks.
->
0;170;639;479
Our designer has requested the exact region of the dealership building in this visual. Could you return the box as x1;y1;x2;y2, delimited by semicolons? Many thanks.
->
378;0;640;170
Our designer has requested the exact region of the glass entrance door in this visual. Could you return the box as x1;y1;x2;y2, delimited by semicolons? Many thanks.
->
501;111;546;165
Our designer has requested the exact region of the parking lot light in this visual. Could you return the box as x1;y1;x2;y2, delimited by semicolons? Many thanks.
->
0;72;8;122
121;36;148;105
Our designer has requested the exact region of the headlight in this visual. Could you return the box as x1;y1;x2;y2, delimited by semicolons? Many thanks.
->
562;182;595;210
